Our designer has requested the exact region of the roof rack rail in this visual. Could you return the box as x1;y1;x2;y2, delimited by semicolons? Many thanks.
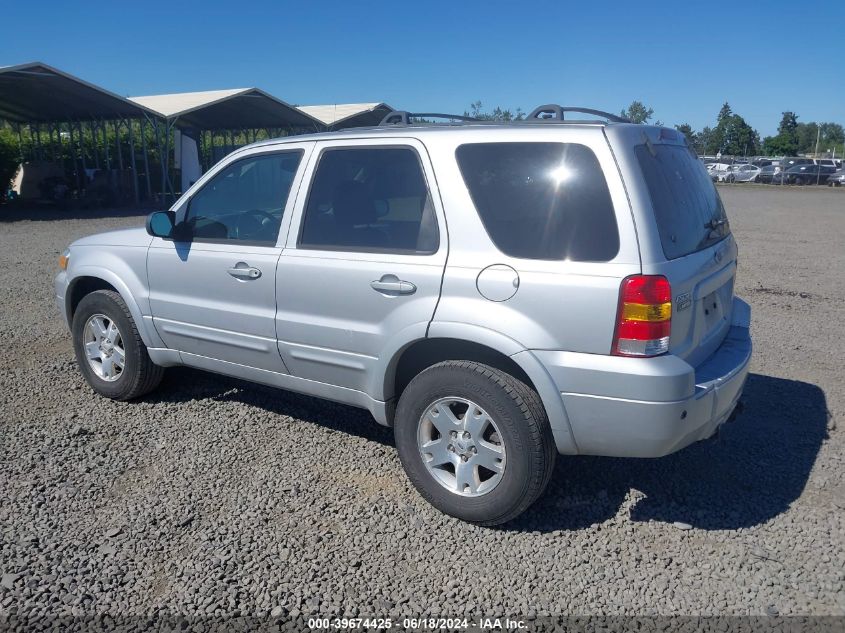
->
527;104;631;123
380;111;479;125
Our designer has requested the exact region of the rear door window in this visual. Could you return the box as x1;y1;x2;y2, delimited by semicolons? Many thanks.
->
298;147;438;254
634;144;730;260
455;142;619;261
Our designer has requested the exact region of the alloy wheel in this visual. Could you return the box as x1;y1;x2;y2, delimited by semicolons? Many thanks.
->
82;314;125;382
417;397;506;497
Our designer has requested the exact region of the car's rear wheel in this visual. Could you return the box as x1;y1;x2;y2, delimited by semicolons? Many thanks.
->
72;290;164;400
394;361;555;525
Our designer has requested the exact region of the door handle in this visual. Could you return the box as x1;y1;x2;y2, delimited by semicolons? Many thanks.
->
228;263;262;279
370;275;416;295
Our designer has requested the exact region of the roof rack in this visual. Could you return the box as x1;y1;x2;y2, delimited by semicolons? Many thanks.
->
380;111;479;125
526;104;631;123
378;105;630;127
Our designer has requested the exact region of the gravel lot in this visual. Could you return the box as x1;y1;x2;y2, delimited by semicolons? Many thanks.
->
1;186;844;626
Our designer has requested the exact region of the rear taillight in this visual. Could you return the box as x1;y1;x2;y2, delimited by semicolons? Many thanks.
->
612;275;671;357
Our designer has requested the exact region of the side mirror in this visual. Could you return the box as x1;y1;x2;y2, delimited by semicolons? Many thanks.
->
146;211;175;238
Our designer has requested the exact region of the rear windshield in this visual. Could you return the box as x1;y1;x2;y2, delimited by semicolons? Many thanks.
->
635;143;730;260
456;142;619;261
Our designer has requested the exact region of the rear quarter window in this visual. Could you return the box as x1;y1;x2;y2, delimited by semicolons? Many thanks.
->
455;142;619;262
634;143;730;260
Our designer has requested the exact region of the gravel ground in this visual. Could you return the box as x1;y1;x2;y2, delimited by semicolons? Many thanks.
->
1;187;844;626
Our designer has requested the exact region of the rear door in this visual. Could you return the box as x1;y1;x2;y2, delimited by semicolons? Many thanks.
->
275;138;447;396
628;137;737;367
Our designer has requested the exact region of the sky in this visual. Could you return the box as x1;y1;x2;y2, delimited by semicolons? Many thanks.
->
3;1;843;137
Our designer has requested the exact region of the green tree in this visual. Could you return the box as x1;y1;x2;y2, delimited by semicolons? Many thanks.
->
698;126;717;154
795;122;819;154
675;123;697;147
763;111;800;156
620;100;654;124
0;126;21;200
465;101;525;121
708;103;760;156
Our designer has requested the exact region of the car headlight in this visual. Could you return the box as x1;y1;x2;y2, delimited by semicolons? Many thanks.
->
58;248;70;271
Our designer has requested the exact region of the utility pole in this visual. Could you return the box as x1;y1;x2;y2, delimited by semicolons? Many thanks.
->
815;128;822;185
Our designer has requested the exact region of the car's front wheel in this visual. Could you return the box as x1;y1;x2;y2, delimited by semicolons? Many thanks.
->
72;289;164;400
394;361;555;525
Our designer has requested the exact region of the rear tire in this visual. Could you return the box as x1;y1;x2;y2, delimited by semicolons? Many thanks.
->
394;361;555;525
72;290;164;400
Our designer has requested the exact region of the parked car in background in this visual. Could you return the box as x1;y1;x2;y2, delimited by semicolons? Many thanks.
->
725;164;761;183
757;164;782;184
708;162;736;181
779;157;814;170
827;169;845;187
774;164;836;185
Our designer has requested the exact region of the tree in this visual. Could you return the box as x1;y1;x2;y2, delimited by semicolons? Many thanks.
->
718;114;759;156
763;111;800;156
706;103;760;156
792;121;845;155
620;100;654;124
698;126;717;154
675;123;697;147
465;101;525;121
778;111;799;136
0;126;20;201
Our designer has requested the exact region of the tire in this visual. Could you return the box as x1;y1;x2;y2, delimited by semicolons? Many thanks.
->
727;175;735;183
72;289;164;400
394;361;555;526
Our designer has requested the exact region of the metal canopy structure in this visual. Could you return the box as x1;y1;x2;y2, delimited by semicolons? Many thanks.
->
297;102;394;130
129;89;325;190
129;88;323;130
0;62;397;208
0;62;158;123
0;61;165;206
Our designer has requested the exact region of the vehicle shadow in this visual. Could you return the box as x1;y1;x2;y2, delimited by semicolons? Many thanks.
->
147;370;828;532
510;373;829;532
151;366;394;447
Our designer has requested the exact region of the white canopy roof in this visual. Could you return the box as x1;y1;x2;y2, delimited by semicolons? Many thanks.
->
297;102;393;128
129;88;249;118
128;88;322;130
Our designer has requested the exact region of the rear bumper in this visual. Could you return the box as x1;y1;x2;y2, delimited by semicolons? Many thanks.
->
535;298;752;457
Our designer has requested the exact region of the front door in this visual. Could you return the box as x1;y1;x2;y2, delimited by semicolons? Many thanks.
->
148;144;312;372
275;139;447;397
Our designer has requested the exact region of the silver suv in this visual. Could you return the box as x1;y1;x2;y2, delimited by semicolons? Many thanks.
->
55;105;752;525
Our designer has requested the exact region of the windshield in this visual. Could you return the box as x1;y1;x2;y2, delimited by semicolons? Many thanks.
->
635;143;731;260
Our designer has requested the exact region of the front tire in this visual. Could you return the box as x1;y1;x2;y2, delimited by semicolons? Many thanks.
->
394;361;555;525
72;290;164;400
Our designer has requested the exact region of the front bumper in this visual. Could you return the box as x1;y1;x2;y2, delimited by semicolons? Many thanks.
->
536;298;752;457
